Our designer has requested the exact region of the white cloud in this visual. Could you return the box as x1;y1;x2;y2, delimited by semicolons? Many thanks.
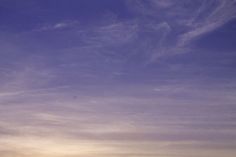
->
127;0;236;61
35;21;79;32
178;0;236;46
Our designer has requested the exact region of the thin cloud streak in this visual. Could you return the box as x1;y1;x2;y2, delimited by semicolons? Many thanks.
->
1;83;236;156
0;0;236;156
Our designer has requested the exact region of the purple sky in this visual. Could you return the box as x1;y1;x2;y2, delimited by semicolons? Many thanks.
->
0;0;236;157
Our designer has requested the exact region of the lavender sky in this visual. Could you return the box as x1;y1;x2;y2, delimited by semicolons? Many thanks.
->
0;0;236;157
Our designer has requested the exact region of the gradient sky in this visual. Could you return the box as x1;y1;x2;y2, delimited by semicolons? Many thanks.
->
1;0;236;157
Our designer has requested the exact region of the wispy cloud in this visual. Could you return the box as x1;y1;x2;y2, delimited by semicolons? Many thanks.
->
178;0;236;46
0;83;236;156
34;21;79;32
1;1;236;156
127;0;236;61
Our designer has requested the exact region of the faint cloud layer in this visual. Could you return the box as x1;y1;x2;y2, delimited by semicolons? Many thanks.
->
127;0;236;60
33;0;236;62
0;1;236;157
0;84;236;156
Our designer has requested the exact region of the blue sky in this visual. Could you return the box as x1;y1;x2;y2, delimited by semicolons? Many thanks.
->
0;0;236;157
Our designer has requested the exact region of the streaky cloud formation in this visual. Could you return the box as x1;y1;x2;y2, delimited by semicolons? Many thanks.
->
0;0;236;157
128;0;236;60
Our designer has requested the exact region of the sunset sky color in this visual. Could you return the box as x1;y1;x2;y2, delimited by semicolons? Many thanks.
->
0;0;236;157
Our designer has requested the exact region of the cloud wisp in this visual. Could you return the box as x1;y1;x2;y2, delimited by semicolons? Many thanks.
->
0;1;236;157
1;83;236;157
127;0;236;61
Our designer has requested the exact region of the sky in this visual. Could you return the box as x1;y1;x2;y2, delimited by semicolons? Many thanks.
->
0;0;236;157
